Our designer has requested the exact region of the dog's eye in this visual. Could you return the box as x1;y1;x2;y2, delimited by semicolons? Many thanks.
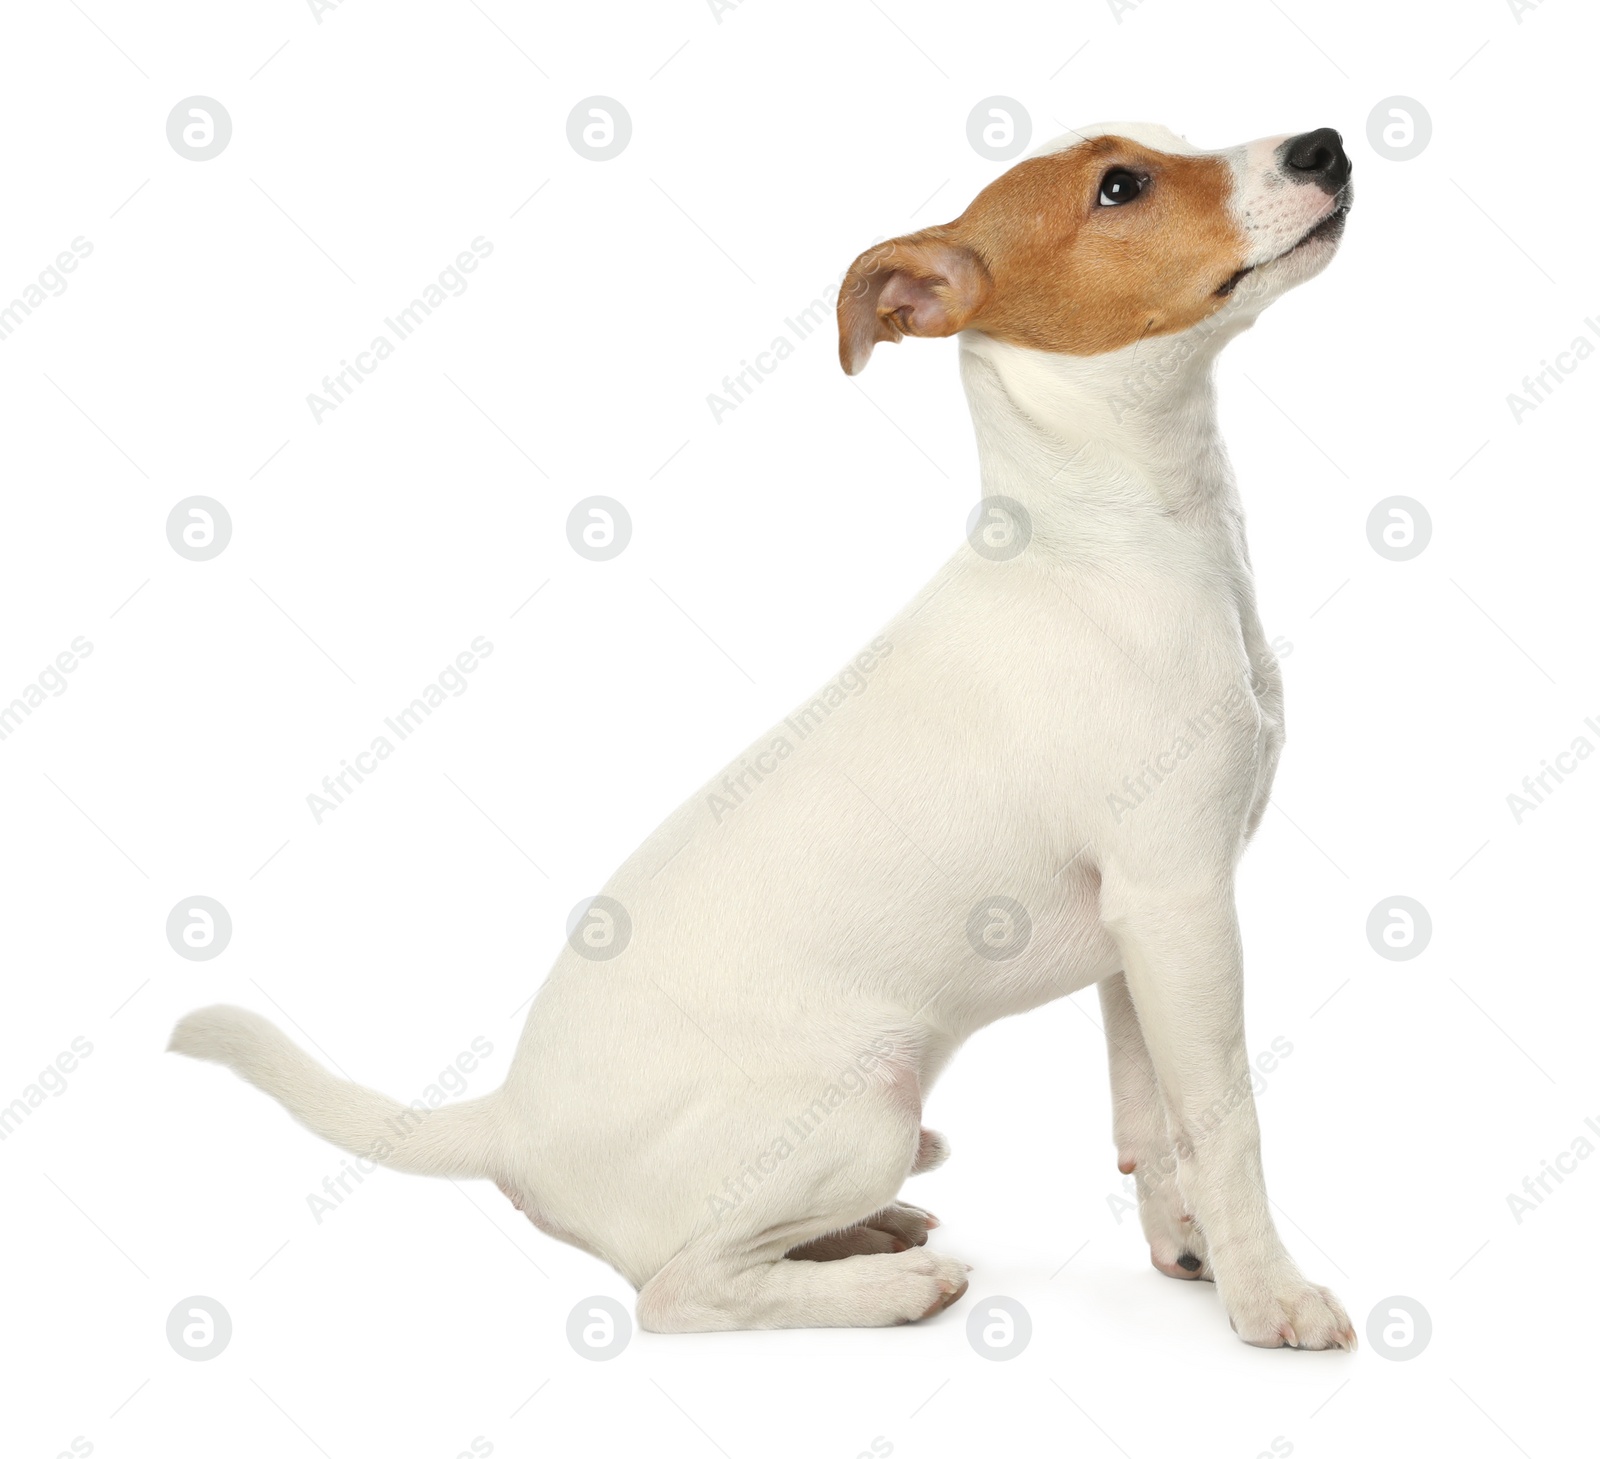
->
1098;168;1144;207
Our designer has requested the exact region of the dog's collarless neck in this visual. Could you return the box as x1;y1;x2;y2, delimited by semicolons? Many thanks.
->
959;334;1241;522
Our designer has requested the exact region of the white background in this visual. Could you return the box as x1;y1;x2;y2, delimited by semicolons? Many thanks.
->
3;0;1596;1456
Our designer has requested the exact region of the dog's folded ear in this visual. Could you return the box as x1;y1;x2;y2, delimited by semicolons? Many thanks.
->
836;231;992;375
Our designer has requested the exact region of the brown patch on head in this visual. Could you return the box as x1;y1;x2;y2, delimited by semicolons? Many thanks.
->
838;136;1248;373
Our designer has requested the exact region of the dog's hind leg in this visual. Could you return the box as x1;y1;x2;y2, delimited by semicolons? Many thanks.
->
638;1077;967;1330
788;1117;946;1262
640;1241;969;1331
785;1123;944;1263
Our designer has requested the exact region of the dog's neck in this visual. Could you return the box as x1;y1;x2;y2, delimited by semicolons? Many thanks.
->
959;318;1257;531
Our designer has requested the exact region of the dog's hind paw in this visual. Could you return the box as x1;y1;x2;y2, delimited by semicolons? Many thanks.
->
884;1250;971;1324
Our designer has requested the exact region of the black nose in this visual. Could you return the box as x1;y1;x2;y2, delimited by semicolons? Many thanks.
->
1282;127;1351;194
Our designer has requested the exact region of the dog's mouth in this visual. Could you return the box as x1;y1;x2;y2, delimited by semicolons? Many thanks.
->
1288;201;1351;252
1215;191;1351;297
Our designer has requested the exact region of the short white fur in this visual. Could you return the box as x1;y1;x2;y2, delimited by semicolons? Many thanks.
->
172;123;1357;1348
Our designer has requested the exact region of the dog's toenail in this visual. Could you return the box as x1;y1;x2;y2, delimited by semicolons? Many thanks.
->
1176;1252;1202;1272
918;1278;968;1320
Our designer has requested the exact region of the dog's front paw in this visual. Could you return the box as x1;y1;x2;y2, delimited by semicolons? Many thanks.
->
788;1201;939;1261
1225;1275;1355;1350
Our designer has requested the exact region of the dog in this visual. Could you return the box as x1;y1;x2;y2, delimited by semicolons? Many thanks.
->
172;121;1356;1348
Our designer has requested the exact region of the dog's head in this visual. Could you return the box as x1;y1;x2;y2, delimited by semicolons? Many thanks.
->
837;122;1351;376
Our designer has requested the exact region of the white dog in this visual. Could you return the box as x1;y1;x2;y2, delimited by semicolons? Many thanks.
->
173;122;1357;1348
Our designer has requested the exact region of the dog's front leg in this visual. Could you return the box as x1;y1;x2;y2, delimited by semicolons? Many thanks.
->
1098;972;1210;1280
1103;876;1354;1350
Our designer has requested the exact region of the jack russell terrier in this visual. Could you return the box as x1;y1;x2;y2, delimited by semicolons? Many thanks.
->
174;121;1357;1349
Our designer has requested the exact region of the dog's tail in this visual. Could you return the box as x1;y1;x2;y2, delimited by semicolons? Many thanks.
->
168;1005;504;1180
